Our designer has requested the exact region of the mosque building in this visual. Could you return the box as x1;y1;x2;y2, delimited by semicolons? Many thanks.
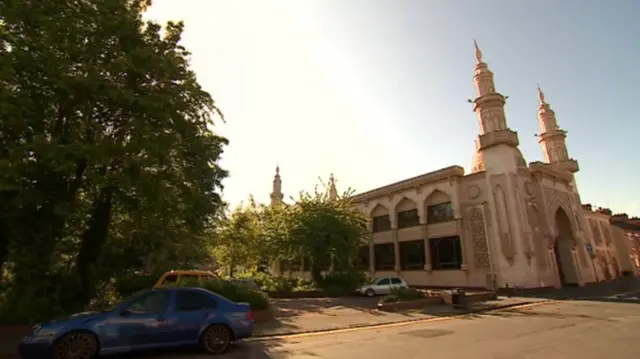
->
268;43;638;289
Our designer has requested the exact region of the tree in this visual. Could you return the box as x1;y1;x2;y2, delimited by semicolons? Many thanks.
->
285;179;369;284
212;202;262;277
0;0;228;320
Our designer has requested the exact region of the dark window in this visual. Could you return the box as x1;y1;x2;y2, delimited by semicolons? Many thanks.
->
290;259;301;271
390;278;402;285
126;291;171;314
397;209;420;228
175;291;218;311
377;278;390;285
372;215;391;232
161;274;179;285
429;236;463;270
356;245;370;270
334;256;344;271
313;254;331;271
427;202;455;224
399;240;425;270
374;243;395;271
279;260;292;272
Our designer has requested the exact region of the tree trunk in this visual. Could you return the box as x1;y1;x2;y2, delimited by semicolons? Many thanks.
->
0;190;18;272
75;186;114;304
310;262;323;285
0;231;9;273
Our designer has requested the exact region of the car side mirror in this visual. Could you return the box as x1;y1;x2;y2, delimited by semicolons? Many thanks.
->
120;309;133;317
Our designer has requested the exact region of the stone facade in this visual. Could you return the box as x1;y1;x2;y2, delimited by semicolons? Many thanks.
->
269;43;637;289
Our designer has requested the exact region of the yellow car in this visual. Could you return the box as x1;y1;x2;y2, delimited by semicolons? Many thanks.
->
153;269;221;288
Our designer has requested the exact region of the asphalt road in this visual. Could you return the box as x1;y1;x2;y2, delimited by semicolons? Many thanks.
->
123;299;640;359
224;299;640;359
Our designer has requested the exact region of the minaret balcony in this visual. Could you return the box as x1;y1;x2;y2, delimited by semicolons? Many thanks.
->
472;92;506;112
552;159;580;174
477;129;519;150
537;130;567;143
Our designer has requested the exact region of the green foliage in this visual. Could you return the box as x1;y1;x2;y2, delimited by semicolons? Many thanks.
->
212;177;369;286
286;185;369;284
178;278;269;310
114;272;163;298
0;0;227;323
382;287;426;303
212;202;263;277
253;272;315;293
318;270;369;293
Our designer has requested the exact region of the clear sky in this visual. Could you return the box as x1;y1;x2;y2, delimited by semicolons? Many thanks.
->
145;0;640;216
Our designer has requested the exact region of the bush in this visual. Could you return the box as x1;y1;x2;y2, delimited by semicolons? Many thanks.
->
86;279;123;312
114;272;161;297
319;270;369;293
179;278;269;310
239;272;315;293
382;287;426;303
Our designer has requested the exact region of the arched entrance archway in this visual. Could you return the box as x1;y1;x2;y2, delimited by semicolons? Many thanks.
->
553;208;579;286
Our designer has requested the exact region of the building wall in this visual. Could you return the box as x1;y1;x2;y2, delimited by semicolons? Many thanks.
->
269;169;635;290
360;175;475;287
624;231;640;274
582;208;626;281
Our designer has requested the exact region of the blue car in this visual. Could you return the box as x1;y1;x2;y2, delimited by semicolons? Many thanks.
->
19;287;255;359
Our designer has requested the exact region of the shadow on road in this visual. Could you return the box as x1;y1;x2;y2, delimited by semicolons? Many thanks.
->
109;338;289;359
270;296;381;317
498;278;640;304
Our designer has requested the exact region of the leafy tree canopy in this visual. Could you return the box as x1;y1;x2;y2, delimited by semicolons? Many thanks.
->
214;179;368;284
0;0;227;321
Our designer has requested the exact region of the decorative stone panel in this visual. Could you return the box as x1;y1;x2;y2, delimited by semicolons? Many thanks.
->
469;206;490;269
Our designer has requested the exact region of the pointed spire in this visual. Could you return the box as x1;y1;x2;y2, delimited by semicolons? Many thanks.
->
328;173;338;199
536;85;561;134
270;165;283;205
474;40;483;64
537;84;546;105
471;40;497;99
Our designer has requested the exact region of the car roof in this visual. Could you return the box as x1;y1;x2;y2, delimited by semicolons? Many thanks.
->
163;269;218;276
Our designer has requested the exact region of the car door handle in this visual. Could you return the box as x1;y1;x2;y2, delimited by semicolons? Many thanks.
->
157;316;166;322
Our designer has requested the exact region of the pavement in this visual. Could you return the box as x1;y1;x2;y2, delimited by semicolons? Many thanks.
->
183;299;640;359
257;296;547;337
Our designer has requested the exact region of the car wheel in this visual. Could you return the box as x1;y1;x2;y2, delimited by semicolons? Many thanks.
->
201;324;233;354
51;331;98;359
365;289;376;297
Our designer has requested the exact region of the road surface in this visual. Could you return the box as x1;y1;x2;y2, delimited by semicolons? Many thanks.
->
223;299;640;359
129;298;640;359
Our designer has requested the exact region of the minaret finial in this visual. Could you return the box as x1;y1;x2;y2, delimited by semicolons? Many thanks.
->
275;164;280;175
328;173;338;199
536;84;546;105
474;40;483;64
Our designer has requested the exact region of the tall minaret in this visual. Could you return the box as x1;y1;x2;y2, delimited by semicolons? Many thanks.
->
470;41;523;174
328;173;338;200
536;86;579;173
270;165;284;206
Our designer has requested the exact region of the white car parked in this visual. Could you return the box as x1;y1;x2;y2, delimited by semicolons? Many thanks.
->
357;276;408;297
